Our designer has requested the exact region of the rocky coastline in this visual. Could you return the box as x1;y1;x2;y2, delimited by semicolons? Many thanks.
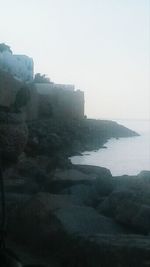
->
0;44;148;266
25;117;138;158
1;115;150;266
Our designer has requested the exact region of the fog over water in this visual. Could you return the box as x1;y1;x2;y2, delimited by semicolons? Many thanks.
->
71;120;150;176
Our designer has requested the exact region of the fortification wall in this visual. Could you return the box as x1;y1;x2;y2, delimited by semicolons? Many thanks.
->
0;69;21;107
0;74;84;122
35;83;84;120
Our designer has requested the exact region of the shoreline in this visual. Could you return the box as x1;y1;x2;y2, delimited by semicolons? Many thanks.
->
70;123;150;176
5;159;150;266
2;115;149;267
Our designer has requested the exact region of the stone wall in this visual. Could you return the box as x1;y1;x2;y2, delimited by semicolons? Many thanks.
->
0;72;84;121
0;69;21;107
35;83;84;120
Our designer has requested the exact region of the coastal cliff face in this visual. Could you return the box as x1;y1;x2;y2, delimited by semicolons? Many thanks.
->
25;117;138;161
0;62;146;267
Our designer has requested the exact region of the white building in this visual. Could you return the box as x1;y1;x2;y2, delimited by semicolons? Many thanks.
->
0;51;33;82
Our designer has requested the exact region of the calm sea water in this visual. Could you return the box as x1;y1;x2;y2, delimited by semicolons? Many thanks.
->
71;119;150;176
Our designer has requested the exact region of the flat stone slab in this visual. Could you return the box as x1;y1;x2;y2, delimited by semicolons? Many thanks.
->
54;206;124;236
53;169;94;181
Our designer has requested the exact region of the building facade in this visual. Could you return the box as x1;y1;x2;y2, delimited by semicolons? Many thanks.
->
35;82;84;120
0;50;33;82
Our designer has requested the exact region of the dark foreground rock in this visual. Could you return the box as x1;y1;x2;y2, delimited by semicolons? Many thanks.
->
59;234;150;267
54;206;124;235
48;165;113;201
97;171;150;234
26;118;139;158
5;169;150;267
8;192;124;243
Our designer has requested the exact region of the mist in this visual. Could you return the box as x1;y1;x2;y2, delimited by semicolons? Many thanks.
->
0;0;149;119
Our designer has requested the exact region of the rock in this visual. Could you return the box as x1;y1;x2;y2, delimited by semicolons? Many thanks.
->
116;202;150;234
8;192;125;253
10;192;79;221
54;206;124;236
74;164;112;177
53;168;93;181
59;234;150;267
138;171;150;179
91;175;113;197
62;183;109;207
113;171;150;192
0;193;30;216
97;190;136;217
48;166;113;199
62;184;94;206
16;157;47;180
8;192;79;243
137;171;150;191
4;171;40;194
97;190;150;234
23;192;80;212
46;168;94;193
6;156;50;192
73;164;113;197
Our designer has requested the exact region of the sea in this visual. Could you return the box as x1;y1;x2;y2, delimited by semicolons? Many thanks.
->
71;119;150;176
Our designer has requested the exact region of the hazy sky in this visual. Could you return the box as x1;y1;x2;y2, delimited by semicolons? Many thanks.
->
0;0;150;119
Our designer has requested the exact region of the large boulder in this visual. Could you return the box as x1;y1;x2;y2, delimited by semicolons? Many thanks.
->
74;165;113;197
8;192;80;243
59;234;150;267
91;175;113;198
53;165;113;202
62;184;95;206
113;171;150;192
10;192;79;220
116;201;150;234
8;192;124;250
54;206;124;236
16;157;48;183
97;190;150;234
97;190;136;217
3;156;51;194
8;192;150;267
53;168;93;181
46;168;94;193
74;164;112;177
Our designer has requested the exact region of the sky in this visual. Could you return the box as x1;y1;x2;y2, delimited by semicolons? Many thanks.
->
0;0;150;120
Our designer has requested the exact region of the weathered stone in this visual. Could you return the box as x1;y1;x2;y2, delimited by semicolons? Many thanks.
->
53;168;93;181
97;190;136;217
116;201;150;234
8;194;69;249
73;164;113;197
74;164;112;177
62;184;94;206
0;111;28;163
59;234;150;267
97;189;150;234
54;206;124;236
91;175;113;197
